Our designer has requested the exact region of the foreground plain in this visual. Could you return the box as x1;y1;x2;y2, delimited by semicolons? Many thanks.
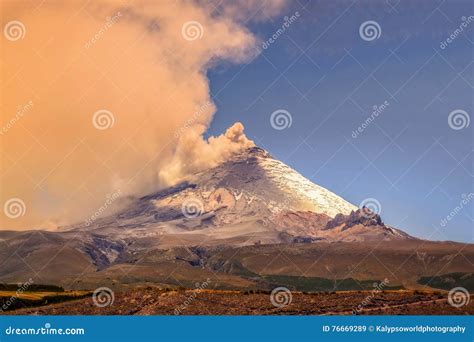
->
4;289;472;315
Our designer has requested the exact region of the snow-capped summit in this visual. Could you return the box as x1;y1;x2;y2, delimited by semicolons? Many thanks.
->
185;146;357;218
238;146;357;217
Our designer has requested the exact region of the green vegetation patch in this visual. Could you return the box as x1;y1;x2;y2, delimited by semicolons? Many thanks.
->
417;272;474;292
0;284;64;292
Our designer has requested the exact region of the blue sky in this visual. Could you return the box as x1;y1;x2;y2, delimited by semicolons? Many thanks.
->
206;0;473;242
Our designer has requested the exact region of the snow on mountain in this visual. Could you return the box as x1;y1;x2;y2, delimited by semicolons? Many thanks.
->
253;148;357;216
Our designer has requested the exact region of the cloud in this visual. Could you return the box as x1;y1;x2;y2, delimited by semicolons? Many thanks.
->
159;122;255;185
0;0;286;229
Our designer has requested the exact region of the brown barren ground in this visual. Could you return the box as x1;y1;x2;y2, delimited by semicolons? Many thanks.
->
4;289;473;315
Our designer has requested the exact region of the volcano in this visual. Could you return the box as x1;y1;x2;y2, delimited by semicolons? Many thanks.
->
64;146;410;246
0;146;472;291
